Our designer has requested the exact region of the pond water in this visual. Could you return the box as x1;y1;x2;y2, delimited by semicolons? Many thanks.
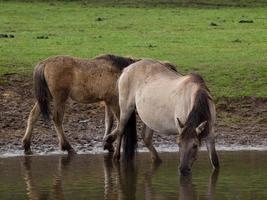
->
0;151;267;200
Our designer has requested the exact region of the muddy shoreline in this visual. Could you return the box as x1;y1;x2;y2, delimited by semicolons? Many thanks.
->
0;74;266;155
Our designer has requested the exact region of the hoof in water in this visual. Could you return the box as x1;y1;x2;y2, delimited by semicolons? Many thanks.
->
152;157;162;164
103;142;114;153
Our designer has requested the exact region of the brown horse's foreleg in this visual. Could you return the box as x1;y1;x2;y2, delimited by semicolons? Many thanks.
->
52;101;75;154
103;104;115;152
103;102;120;152
22;102;40;155
206;138;219;169
104;104;114;138
140;124;161;163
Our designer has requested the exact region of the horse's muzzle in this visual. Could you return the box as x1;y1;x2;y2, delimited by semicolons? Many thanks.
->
180;167;191;176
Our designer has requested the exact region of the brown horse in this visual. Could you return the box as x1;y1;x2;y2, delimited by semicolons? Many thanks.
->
105;59;219;175
22;54;138;154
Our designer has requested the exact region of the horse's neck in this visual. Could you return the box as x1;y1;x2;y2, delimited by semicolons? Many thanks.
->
173;81;199;125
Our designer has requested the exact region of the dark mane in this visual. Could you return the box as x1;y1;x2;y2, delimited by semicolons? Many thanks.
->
160;61;178;72
95;54;139;70
182;74;211;141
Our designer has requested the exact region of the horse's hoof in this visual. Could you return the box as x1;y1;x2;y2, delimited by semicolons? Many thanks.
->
104;134;116;144
152;157;162;164
68;148;77;155
24;149;33;155
103;143;114;153
108;147;114;153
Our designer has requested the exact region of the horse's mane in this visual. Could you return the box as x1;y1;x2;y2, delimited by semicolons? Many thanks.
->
181;73;211;141
189;72;210;92
95;54;140;70
160;61;178;72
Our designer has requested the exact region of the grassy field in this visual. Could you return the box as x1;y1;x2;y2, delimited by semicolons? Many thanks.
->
0;1;266;98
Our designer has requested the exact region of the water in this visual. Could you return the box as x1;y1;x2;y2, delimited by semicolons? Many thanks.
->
0;151;267;200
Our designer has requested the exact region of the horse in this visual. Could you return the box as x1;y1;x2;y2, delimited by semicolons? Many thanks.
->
22;54;138;155
104;59;219;176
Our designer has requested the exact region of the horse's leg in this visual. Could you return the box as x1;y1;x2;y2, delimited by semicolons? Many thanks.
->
103;104;114;139
206;137;219;169
103;103;114;152
22;102;40;154
103;102;120;151
113;109;134;161
104;77;136;160
140;124;161;163
105;105;134;161
52;100;75;154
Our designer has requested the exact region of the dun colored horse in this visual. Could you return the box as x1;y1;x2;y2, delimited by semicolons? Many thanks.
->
22;54;137;154
105;59;219;175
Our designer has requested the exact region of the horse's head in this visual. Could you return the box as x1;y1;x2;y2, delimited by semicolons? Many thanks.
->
176;118;207;176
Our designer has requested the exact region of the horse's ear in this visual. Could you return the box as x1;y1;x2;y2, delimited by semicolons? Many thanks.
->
177;118;185;129
196;121;207;135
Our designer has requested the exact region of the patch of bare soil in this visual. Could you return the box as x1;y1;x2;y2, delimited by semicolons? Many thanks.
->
0;74;266;154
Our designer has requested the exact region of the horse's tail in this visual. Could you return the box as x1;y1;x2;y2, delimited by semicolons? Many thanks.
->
33;63;51;120
123;111;137;160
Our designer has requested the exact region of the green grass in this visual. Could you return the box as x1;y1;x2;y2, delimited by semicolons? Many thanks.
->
0;1;266;98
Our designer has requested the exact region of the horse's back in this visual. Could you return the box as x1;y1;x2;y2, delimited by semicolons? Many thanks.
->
119;59;180;91
39;55;121;103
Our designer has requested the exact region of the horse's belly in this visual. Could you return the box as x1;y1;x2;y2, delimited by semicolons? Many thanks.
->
136;89;177;133
137;109;177;134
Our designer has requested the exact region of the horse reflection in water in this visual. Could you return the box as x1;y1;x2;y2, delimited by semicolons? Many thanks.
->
179;170;219;200
103;155;219;200
21;155;73;200
103;155;138;200
21;155;219;200
103;155;162;200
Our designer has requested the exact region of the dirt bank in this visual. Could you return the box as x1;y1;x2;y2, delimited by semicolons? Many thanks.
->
0;74;266;155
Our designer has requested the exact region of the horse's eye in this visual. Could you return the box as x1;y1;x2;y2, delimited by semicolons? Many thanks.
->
193;144;198;149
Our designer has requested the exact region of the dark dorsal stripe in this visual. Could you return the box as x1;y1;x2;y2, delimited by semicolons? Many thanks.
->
95;54;139;70
160;61;178;72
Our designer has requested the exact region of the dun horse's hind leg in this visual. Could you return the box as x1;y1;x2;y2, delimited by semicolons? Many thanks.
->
206;137;219;169
105;105;135;161
22;102;40;154
52;100;75;154
103;104;115;152
140;125;161;163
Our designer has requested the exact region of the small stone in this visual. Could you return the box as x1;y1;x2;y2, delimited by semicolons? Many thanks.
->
239;20;253;23
210;22;218;26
